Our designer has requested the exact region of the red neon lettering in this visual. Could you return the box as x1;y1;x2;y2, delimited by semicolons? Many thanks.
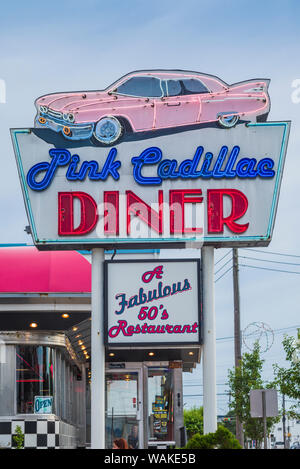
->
126;190;163;235
169;189;203;234
207;189;249;234
58;192;98;235
104;191;119;235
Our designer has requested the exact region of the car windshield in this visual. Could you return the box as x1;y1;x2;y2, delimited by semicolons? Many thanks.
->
112;76;163;98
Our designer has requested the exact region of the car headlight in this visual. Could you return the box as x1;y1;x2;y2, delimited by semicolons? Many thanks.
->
63;113;69;121
39;105;48;114
68;113;75;123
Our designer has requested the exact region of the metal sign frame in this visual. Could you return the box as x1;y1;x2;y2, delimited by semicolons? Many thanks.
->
11;121;290;250
104;258;202;347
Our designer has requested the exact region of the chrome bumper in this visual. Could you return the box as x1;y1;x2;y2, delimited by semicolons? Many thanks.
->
35;115;94;140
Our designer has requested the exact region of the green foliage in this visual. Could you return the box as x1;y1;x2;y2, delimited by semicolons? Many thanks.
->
12;425;24;450
185;426;242;449
227;342;279;446
183;406;203;438
273;334;300;419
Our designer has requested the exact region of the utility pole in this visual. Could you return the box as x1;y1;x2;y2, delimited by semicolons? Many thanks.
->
283;394;287;449
232;248;244;447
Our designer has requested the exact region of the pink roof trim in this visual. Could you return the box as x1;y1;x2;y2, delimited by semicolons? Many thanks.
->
0;247;91;293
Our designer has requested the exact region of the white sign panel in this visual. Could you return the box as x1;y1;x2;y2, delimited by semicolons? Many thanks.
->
11;121;290;249
250;389;278;418
104;259;201;345
34;396;53;414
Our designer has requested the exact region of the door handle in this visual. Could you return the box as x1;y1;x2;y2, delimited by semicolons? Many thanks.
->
166;102;181;107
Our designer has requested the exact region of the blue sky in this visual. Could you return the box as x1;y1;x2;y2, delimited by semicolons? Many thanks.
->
1;0;300;415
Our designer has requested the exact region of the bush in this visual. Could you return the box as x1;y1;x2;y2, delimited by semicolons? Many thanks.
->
12;425;24;449
183;407;203;438
185;425;242;450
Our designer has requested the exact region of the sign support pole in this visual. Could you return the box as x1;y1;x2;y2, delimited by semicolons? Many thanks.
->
91;248;105;449
202;246;217;434
262;390;268;449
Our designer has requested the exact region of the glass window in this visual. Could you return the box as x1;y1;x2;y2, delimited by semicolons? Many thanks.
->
114;76;162;97
16;345;54;414
181;78;209;94
105;372;139;449
0;344;15;416
148;368;174;442
165;80;182;97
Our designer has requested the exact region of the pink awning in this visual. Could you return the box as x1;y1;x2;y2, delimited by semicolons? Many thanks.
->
0;247;91;293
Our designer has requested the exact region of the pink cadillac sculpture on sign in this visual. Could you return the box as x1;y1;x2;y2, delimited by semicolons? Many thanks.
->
34;70;270;144
11;69;290;249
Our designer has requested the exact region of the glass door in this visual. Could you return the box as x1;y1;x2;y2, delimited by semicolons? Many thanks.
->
147;367;174;445
105;370;142;449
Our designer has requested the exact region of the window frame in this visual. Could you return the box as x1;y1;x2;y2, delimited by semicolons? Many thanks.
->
180;78;210;95
110;75;164;98
161;77;210;97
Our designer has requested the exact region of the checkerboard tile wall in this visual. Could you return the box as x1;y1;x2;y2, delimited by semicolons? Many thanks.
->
0;419;76;449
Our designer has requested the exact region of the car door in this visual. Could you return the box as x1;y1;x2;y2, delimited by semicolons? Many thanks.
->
111;76;158;131
154;79;200;129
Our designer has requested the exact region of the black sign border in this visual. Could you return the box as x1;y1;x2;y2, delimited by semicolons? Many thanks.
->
104;258;202;347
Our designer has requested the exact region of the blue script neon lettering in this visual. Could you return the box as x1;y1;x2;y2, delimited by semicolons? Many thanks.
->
26;145;275;191
131;146;275;185
27;148;121;191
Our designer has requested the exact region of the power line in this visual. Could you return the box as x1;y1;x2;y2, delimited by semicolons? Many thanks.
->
240;264;300;275
215;250;231;266
214;250;300;281
241;248;300;259
215;266;233;283
215;325;300;343
240;255;300;267
215;257;232;275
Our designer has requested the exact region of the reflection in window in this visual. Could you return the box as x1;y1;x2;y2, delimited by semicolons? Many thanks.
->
165;80;182;97
105;372;139;449
148;368;174;442
16;345;54;414
181;78;208;94
162;78;209;97
115;77;162;97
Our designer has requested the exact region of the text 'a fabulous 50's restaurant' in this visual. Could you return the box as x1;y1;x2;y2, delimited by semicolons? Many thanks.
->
0;70;290;449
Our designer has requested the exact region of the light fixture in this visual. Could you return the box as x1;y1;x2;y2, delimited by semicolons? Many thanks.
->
78;340;83;346
81;345;86;350
148;352;155;357
72;326;78;331
188;351;194;356
29;322;38;328
109;353;115;357
61;313;69;319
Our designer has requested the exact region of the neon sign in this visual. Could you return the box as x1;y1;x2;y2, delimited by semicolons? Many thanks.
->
26;145;275;192
11;121;290;247
57;188;248;236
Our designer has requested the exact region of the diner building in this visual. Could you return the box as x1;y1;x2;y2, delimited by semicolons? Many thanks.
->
0;245;200;449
